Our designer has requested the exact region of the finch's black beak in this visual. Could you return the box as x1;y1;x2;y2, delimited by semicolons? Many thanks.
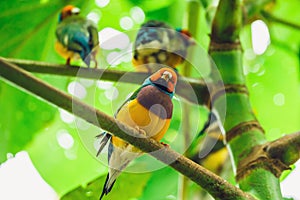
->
152;78;168;91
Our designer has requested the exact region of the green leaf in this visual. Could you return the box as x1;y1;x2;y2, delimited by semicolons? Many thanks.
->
0;0;88;162
61;171;151;200
0;79;56;162
139;167;178;200
26;118;106;196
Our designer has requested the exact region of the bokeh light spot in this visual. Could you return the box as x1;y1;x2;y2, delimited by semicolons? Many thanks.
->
105;86;119;100
64;150;77;160
87;11;101;24
251;20;270;55
79;79;95;88
130;6;145;24
67;81;87;99
273;93;285;106
56;130;74;149
59;109;75;124
95;0;110;8
120;16;134;30
99;28;130;50
107;51;122;66
96;80;113;90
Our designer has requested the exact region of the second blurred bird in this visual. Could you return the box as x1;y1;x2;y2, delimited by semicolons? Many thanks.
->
55;5;99;68
132;20;194;72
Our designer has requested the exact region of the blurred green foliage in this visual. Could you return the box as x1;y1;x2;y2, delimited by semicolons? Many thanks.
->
0;0;299;199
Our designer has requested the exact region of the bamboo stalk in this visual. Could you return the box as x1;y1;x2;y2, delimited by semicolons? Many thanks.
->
178;1;200;199
209;0;283;199
2;57;211;105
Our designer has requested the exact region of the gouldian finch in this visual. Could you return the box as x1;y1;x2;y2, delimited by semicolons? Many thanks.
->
55;5;99;68
132;20;194;72
96;67;178;200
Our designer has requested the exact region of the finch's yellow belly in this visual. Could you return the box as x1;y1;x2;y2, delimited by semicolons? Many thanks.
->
112;99;171;149
55;41;80;60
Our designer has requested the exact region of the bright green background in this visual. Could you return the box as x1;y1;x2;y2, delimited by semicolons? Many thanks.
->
0;0;299;199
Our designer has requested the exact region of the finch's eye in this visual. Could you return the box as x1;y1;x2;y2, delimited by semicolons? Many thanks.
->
162;71;172;79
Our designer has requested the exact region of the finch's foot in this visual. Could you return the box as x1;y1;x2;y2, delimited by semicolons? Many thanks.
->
93;59;98;69
66;58;71;66
160;142;170;148
135;126;147;137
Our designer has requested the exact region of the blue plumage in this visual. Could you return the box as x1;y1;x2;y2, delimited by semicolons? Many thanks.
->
55;5;99;67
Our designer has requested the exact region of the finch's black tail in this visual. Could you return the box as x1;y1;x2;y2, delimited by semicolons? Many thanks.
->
96;132;111;156
99;173;116;200
198;111;217;136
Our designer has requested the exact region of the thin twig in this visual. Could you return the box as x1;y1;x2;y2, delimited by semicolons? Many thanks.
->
0;58;255;200
261;10;300;30
3;57;211;105
243;0;274;18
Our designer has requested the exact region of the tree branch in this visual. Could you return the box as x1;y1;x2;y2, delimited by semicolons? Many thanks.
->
0;58;255;200
267;132;300;165
237;132;300;180
2;57;210;105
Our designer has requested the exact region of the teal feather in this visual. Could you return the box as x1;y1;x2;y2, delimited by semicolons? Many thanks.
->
142;77;174;98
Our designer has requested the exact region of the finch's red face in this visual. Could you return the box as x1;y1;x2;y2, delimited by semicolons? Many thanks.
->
150;68;177;93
